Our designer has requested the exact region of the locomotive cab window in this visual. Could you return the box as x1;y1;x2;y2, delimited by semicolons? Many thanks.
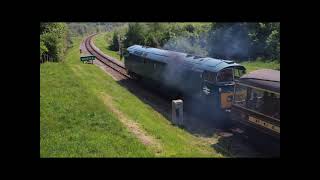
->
202;71;216;83
217;68;233;82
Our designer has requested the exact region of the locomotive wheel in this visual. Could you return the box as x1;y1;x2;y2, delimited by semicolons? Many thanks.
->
128;71;141;80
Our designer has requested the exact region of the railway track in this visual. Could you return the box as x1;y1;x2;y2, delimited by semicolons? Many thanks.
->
84;34;131;79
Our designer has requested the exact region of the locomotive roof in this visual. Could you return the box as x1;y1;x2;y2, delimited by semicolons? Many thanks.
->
239;69;280;93
127;45;245;72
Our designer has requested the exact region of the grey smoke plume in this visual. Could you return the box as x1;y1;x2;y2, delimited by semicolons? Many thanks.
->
208;23;251;60
162;23;252;60
161;52;187;94
159;24;253;131
163;35;208;57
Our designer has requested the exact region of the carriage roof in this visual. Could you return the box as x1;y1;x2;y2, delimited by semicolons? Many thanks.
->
239;69;280;93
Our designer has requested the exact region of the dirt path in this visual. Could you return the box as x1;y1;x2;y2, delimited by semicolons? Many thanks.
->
99;93;163;155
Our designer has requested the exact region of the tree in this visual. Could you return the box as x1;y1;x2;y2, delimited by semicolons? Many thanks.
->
266;28;280;60
40;39;48;59
40;22;68;62
109;31;120;51
123;23;146;48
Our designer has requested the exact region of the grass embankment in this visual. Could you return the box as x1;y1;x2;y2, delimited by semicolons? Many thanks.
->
40;37;223;157
40;38;153;157
241;60;280;73
93;32;122;61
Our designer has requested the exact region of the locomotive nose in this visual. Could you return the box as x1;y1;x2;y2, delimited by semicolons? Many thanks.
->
221;92;234;109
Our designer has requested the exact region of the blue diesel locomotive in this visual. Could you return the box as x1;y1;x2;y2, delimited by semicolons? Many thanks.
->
124;45;246;123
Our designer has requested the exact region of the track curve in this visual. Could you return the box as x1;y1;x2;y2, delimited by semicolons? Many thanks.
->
84;34;131;79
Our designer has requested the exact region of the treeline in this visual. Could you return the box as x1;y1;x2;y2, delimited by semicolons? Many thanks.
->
40;22;279;63
40;22;128;63
110;23;279;62
68;22;127;37
40;23;68;63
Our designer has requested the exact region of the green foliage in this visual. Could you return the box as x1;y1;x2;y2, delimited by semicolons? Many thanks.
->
40;22;68;62
265;25;280;60
123;23;211;54
123;23;147;47
120;22;280;62
144;23;169;48
107;24;128;53
109;31;120;51
40;39;48;58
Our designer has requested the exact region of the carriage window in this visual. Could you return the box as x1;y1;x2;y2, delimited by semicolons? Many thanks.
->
217;68;233;82
234;85;280;120
202;71;216;83
246;88;264;111
259;92;280;119
234;84;248;107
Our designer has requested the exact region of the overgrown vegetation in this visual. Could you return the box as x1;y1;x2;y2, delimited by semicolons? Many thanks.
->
110;23;279;63
40;22;128;63
40;23;68;62
41;22;280;64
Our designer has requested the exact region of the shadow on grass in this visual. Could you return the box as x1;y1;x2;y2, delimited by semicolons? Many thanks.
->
115;78;280;158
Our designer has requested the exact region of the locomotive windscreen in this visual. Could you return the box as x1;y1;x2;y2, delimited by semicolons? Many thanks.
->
217;68;233;82
217;67;246;83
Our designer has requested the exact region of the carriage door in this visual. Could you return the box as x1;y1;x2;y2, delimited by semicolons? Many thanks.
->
200;71;217;110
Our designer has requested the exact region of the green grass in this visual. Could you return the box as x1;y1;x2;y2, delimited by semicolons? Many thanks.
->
40;36;223;157
40;38;154;157
240;60;280;73
93;32;122;61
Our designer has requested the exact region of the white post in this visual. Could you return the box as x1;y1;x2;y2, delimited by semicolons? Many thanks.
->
172;99;183;125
